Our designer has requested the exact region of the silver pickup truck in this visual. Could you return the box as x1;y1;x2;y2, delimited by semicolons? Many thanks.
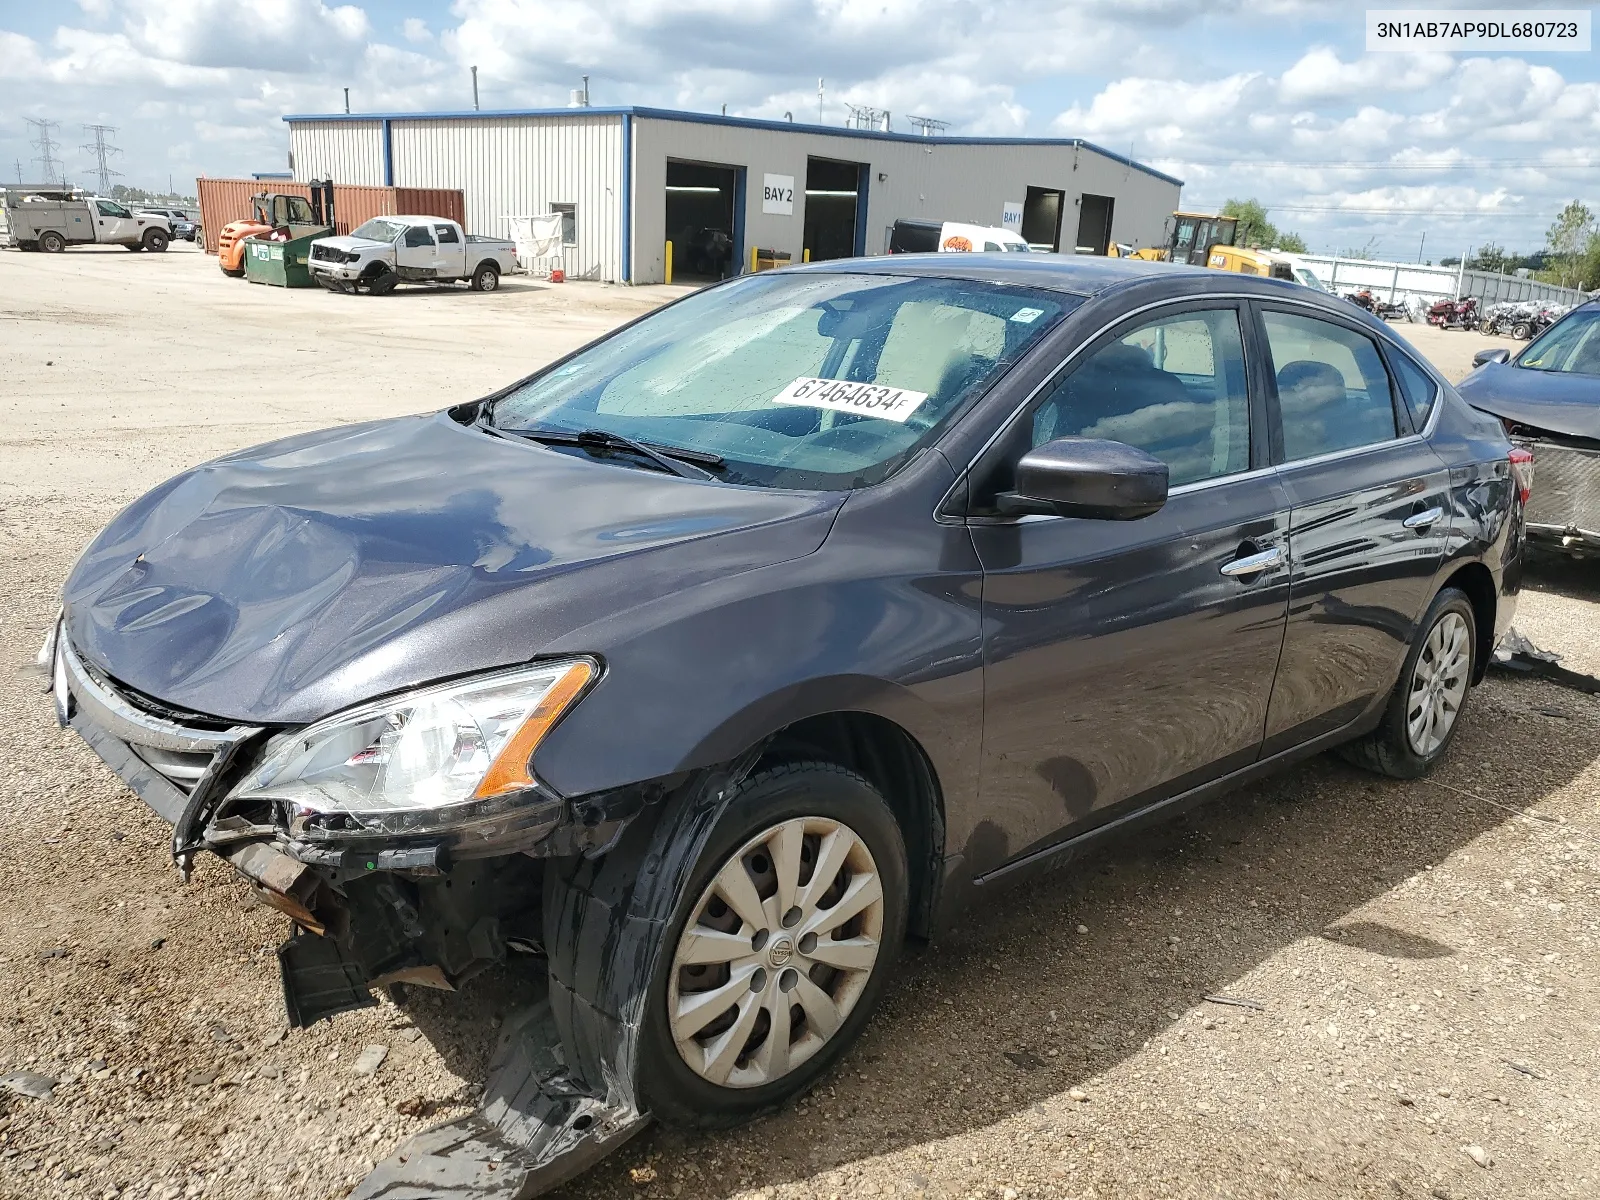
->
308;215;516;294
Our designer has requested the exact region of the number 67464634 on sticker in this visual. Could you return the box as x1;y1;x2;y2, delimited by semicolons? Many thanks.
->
770;376;930;423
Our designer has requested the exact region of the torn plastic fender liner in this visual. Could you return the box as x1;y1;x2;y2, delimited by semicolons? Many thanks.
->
354;749;765;1199
1492;627;1600;695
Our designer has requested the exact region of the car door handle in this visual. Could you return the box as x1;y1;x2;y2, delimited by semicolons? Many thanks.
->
1403;506;1444;531
1220;546;1283;577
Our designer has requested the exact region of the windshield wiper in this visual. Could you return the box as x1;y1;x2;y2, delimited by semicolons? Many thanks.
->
499;425;724;480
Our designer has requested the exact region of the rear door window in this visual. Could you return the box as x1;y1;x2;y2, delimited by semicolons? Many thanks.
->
433;224;460;244
1388;349;1438;430
1262;311;1398;461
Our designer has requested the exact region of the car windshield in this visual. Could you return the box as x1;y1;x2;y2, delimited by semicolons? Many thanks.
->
999;242;1032;252
1294;268;1331;293
491;271;1075;490
1518;308;1600;376
351;218;405;242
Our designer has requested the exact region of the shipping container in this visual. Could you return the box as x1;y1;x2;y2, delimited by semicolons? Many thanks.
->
196;179;467;254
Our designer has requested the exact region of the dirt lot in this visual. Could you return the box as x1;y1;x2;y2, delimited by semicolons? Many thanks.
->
1;248;1596;1200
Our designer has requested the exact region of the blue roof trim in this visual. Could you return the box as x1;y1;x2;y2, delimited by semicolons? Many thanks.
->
280;105;1185;187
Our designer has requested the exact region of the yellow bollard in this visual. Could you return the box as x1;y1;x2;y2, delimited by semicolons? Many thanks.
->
750;245;759;274
664;240;673;285
803;247;811;263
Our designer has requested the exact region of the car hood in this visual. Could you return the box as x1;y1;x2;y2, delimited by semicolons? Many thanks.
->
313;235;390;254
64;412;842;725
1457;362;1600;439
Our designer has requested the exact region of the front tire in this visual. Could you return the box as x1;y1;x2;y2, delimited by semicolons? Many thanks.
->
636;762;908;1128
1511;321;1532;340
471;262;500;292
143;229;169;252
1340;587;1476;779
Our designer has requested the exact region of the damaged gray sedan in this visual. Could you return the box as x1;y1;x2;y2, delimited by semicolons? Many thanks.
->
44;255;1522;1196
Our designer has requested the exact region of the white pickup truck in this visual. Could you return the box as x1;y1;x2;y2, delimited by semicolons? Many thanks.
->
308;215;517;294
3;188;172;252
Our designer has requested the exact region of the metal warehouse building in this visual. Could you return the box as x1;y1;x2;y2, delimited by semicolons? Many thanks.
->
283;107;1183;285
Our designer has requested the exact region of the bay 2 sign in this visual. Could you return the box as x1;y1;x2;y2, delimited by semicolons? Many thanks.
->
762;174;796;216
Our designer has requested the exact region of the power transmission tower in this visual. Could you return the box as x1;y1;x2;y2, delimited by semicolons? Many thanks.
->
25;117;64;184
81;124;123;193
907;115;950;137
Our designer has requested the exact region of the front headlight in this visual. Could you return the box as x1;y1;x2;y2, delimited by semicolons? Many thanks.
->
229;659;596;827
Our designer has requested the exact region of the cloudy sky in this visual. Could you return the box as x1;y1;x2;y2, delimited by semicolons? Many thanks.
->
2;0;1596;259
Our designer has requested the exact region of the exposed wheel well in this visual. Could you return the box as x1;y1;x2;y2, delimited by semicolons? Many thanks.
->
1440;561;1497;683
759;712;944;941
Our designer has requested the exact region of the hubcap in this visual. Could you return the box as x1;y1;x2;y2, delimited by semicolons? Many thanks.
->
667;815;884;1089
1407;611;1470;756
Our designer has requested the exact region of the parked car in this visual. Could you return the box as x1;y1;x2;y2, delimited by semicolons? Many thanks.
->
1459;299;1600;557
3;188;170;252
43;256;1523;1192
140;208;197;241
889;218;1031;253
308;215;516;293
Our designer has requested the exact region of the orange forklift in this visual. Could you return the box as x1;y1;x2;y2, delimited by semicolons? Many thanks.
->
217;182;334;277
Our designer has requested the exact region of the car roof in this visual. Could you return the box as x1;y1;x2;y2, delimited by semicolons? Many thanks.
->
786;252;1223;297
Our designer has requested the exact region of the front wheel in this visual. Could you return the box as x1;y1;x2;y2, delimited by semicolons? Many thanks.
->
143;229;169;252
471;262;500;292
1511;321;1532;340
1340;587;1476;779
636;762;908;1128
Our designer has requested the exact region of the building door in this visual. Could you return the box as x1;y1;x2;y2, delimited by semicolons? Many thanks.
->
1020;187;1064;251
1075;193;1115;255
803;157;867;261
665;160;739;282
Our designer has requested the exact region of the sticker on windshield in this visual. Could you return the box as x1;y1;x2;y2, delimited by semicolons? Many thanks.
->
1010;307;1044;324
771;377;930;423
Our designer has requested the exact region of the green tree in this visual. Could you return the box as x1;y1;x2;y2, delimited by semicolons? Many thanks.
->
1539;201;1596;288
1467;243;1514;273
1220;198;1308;252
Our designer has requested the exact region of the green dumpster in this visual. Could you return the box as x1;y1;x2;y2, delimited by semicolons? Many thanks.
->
242;230;326;287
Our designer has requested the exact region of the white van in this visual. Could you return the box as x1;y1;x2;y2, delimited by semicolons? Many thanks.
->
889;219;1032;254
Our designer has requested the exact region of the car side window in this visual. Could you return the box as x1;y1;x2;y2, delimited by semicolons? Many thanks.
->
1389;350;1438;429
96;200;128;218
434;224;460;244
403;226;434;248
1029;308;1251;488
1262;311;1398;460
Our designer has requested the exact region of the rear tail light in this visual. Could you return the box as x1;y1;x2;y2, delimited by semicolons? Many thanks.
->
1508;446;1534;505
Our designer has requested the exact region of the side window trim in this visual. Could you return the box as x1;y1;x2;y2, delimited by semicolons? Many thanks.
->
1255;301;1407;467
1378;342;1438;436
964;299;1256;514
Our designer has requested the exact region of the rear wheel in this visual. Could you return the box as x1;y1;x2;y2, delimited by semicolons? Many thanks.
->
471;262;500;292
143;228;169;252
1511;321;1532;340
220;250;245;277
1340;587;1476;779
636;762;908;1128
39;231;65;253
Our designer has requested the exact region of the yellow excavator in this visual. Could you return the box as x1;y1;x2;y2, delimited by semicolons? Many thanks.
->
1108;211;1240;265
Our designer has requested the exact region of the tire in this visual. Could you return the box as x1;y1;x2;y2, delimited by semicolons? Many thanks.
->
143;229;169;252
471;262;500;292
220;253;245;278
633;762;908;1129
1511;321;1532;340
364;268;398;295
1339;587;1476;779
39;231;65;253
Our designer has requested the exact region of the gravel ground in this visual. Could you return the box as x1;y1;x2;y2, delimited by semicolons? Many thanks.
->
1;251;1595;1200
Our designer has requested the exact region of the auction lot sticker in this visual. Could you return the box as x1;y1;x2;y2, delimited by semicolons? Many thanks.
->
1367;9;1590;51
772;377;929;422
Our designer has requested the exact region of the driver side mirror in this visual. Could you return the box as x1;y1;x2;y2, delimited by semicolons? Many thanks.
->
998;437;1169;520
1472;348;1511;367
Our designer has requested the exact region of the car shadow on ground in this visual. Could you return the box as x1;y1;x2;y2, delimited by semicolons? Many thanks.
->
390;670;1596;1197
1523;554;1598;602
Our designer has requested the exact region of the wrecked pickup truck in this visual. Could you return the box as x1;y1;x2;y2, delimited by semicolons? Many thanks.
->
308;214;515;293
43;255;1522;1196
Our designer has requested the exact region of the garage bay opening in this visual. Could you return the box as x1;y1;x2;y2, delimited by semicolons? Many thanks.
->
1075;192;1115;255
803;157;867;261
1021;187;1065;252
666;160;740;282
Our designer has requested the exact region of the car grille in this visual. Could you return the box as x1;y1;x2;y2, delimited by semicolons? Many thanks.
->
57;636;255;798
1517;437;1600;534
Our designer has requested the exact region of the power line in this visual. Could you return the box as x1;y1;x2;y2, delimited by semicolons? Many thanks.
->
81;124;123;193
24;117;63;185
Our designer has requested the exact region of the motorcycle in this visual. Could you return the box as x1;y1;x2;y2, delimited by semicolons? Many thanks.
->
1344;288;1377;312
1374;297;1413;322
1426;296;1479;330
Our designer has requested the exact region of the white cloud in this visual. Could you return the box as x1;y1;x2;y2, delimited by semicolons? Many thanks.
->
1279;46;1454;104
402;18;431;44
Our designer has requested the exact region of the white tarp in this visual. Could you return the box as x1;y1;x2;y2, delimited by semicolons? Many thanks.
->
505;214;565;272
